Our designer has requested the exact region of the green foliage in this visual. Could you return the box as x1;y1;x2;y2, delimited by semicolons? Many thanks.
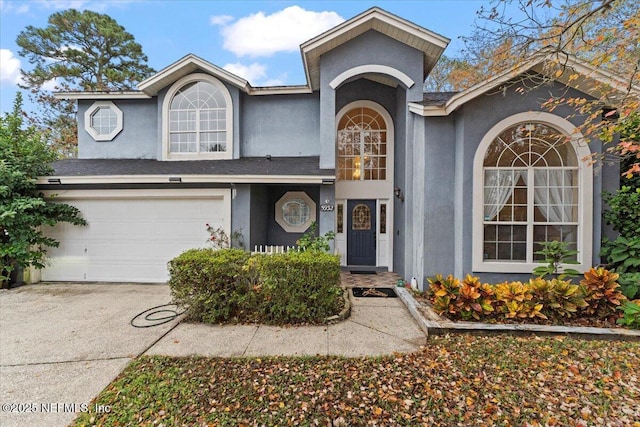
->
532;240;581;279
16;8;154;156
16;9;154;91
602;186;640;237
0;94;86;287
247;251;342;324
168;249;342;325
600;236;640;273
617;272;640;300
616;300;640;329
295;221;336;252
168;248;253;323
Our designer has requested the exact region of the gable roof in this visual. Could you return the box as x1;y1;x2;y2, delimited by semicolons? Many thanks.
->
409;49;640;116
138;54;251;95
301;7;449;91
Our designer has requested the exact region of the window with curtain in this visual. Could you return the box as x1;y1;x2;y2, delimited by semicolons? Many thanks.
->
482;122;579;262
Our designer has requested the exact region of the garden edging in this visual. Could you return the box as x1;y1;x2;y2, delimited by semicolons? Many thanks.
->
395;286;640;341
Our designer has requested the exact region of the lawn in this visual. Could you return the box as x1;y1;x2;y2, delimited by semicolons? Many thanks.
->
74;335;639;426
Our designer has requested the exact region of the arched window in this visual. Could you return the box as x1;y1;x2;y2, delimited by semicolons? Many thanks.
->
163;73;232;159
337;107;387;180
472;113;592;273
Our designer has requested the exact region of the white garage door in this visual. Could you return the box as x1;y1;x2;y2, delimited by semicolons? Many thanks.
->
41;189;231;282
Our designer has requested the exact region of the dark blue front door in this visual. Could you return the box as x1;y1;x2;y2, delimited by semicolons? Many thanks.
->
347;200;376;265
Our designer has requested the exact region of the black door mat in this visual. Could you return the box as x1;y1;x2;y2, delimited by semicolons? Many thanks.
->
350;270;377;275
351;287;397;298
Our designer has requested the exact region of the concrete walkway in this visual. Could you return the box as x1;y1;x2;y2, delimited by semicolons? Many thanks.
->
0;273;425;427
146;288;425;358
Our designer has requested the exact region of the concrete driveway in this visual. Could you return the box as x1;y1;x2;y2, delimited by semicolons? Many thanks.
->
0;283;180;427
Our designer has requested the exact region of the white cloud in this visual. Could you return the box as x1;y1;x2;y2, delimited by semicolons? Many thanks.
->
210;14;233;26
261;77;286;87
0;0;29;13
41;78;60;91
220;6;343;57
223;62;266;83
36;0;89;9
0;49;23;85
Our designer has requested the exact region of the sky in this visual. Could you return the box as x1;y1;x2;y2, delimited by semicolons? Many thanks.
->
0;0;492;116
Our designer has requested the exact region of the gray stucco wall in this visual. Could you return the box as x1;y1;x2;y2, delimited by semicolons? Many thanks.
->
78;98;158;159
249;184;269;248
240;93;320;157
231;184;251;249
416;78;619;285
319;29;425;169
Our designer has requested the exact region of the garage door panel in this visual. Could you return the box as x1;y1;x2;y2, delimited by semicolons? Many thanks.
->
41;191;230;282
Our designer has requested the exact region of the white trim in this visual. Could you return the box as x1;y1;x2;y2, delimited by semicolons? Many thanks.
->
471;111;593;273
300;7;448;90
335;100;395;199
139;54;249;95
409;50;639;117
329;65;415;89
54;91;151;100
37;174;335;185
275;191;317;233
162;73;233;160
84;101;123;142
334;100;394;271
41;188;230;200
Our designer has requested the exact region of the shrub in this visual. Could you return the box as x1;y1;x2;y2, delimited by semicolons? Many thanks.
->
600;235;640;274
580;267;627;319
529;277;588;319
494;281;545;319
427;274;460;317
602;186;640;237
452;275;495;320
168;248;253;323
617;300;640;329
168;248;342;325
618;272;640;300
532;240;580;280
426;267;628;325
296;221;335;252
247;251;342;324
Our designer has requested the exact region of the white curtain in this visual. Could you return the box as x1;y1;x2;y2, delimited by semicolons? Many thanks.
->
484;170;519;221
533;169;576;242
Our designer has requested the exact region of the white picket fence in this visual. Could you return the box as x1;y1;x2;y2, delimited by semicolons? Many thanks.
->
252;245;302;254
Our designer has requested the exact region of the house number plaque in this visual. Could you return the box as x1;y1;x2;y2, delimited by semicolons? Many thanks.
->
320;204;335;211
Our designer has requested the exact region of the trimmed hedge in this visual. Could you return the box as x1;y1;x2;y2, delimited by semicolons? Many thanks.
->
247;251;342;323
168;249;342;325
168;248;254;323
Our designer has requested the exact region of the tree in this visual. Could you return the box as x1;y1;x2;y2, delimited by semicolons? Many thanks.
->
16;8;155;157
459;0;640;176
0;94;86;288
424;55;486;92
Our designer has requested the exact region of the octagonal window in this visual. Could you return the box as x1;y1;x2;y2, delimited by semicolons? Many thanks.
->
275;191;316;233
84;101;123;141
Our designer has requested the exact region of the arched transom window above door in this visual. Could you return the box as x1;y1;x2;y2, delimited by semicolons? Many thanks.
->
337;107;387;181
